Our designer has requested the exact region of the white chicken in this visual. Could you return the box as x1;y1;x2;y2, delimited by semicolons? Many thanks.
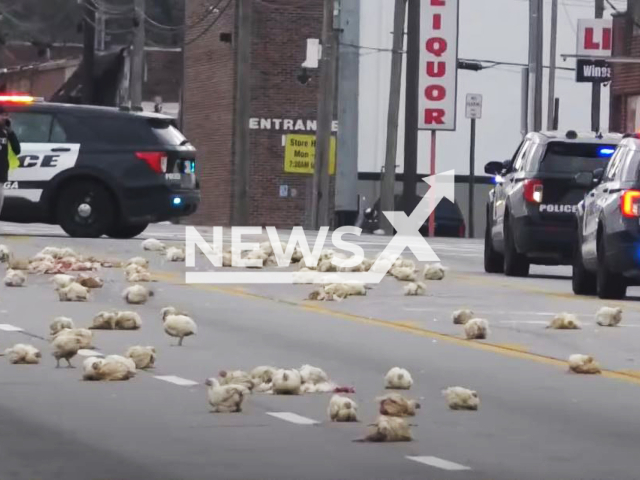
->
141;238;166;252
123;284;153;305
51;332;84;368
126;257;149;268
82;356;104;380
126;267;152;283
328;394;358;422
393;257;416;270
50;316;75;336
3;343;41;364
595;306;623;327
547;313;581;330
58;282;89;302
464;318;489;340
359;415;412;442
51;274;75;290
452;309;475;325
568;354;602;374
85;355;136;381
442;386;480;411
218;370;255;391
205;377;250;412
292;268;317;284
390;266;417;282
324;283;366;298
90;311;117;330
423;263;446;280
8;255;29;270
403;282;426;296
307;289;339;301
116;311;142;330
250;365;277;392
299;364;336;393
125;346;156;369
377;392;421;417
52;328;93;349
165;247;186;262
272;368;302;395
161;309;197;346
4;269;26;287
384;367;413;390
0;244;10;262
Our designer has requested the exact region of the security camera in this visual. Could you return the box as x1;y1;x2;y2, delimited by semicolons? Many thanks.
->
297;68;311;85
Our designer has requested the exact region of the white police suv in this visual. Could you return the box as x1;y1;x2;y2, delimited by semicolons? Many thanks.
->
0;94;200;238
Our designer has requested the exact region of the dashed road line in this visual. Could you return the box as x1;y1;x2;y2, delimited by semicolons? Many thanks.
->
154;375;200;386
266;412;320;425
406;456;471;471
0;324;24;332
78;349;103;357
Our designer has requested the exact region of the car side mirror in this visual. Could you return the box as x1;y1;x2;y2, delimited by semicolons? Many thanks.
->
593;168;604;184
574;172;594;188
484;161;505;176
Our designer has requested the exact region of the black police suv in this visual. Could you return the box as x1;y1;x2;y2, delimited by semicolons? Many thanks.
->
484;130;621;277
361;194;466;238
0;96;200;238
573;135;640;299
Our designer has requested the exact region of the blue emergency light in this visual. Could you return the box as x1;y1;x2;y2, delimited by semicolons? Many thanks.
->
172;197;183;206
598;147;615;157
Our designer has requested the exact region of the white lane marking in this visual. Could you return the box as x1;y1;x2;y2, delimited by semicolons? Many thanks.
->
0;324;24;332
154;375;199;386
406;456;471;471
266;412;320;425
77;349;103;357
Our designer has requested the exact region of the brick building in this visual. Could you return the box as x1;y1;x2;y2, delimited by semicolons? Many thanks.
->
610;4;640;132
184;0;327;228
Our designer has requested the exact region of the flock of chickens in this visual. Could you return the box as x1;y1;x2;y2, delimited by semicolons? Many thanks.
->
0;237;624;442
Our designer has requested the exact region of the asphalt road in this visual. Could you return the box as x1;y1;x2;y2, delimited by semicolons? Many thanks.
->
1;222;640;480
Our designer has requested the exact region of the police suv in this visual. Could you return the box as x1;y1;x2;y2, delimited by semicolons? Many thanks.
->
484;130;621;277
573;134;640;299
0;95;200;238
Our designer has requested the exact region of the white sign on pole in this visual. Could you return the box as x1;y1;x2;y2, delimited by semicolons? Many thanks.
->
418;0;460;131
576;19;612;58
465;94;482;119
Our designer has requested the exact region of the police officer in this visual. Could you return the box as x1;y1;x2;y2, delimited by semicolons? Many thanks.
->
0;106;21;214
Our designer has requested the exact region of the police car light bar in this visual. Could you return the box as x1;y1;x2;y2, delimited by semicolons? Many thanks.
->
598;147;615;156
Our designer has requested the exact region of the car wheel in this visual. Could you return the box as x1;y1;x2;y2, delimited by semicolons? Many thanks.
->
503;215;530;277
572;241;597;295
484;214;504;273
596;233;627;300
56;180;116;238
106;222;149;239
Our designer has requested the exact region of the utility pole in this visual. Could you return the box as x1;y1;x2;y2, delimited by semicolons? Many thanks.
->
130;0;145;108
380;0;407;235
233;0;252;225
82;0;95;105
528;0;543;132
312;0;338;230
402;0;420;217
547;0;558;130
592;0;604;132
94;2;106;52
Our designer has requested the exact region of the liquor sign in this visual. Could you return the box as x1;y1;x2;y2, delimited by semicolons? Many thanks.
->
418;0;460;131
575;59;611;83
577;19;612;58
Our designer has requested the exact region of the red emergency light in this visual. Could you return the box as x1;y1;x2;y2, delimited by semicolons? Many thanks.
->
0;93;38;103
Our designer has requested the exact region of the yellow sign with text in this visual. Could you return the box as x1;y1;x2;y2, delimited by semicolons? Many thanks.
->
284;134;336;175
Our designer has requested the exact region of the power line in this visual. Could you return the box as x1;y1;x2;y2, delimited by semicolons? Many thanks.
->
184;0;232;46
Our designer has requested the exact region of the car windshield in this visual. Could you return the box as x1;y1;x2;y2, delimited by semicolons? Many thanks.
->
148;118;189;146
538;142;616;174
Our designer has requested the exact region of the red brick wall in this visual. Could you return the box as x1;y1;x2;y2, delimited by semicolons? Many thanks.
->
610;13;640;132
247;0;324;228
144;50;181;103
184;0;237;226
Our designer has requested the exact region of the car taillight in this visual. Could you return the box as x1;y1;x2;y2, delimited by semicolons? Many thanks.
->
621;190;640;218
523;179;543;203
135;152;167;173
459;223;465;238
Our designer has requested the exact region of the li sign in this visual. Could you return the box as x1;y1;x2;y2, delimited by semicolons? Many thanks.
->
577;19;612;58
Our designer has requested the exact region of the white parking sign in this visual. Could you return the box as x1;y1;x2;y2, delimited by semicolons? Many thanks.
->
465;94;483;120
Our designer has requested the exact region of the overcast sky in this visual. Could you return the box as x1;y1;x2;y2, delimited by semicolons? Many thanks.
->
358;0;626;175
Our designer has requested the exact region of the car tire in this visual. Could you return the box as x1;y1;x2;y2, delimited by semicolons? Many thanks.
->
106;222;149;239
572;242;597;295
56;180;116;238
484;214;504;273
596;232;627;300
503;215;530;277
